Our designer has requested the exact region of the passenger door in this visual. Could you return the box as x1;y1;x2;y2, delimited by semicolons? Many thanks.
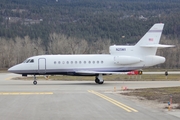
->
38;58;46;74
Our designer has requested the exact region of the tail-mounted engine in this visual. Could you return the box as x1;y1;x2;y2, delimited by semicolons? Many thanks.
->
109;45;142;65
114;56;142;65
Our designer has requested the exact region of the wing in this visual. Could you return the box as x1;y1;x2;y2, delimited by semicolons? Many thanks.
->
75;70;128;75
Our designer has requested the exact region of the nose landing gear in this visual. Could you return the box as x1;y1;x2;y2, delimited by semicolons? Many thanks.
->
33;75;37;85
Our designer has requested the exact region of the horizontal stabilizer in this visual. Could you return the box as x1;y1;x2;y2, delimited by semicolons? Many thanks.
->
140;44;175;48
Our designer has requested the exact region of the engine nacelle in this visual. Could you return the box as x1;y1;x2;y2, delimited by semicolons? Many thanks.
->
114;56;142;65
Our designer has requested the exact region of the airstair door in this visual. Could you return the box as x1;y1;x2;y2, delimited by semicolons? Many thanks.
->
38;58;46;74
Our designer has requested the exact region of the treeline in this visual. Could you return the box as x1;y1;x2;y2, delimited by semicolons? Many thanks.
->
0;34;111;68
0;0;180;45
0;34;178;69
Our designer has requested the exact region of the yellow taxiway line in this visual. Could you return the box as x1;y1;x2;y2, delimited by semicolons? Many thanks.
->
88;90;138;112
0;92;53;95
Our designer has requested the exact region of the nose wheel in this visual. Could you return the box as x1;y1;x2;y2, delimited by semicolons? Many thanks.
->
33;75;37;85
33;80;37;85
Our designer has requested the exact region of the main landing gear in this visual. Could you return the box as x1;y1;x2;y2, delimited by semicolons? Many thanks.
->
95;74;104;84
33;75;37;85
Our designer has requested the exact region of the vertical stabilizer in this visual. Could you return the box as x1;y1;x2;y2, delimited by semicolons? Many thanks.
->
135;23;164;56
135;23;164;47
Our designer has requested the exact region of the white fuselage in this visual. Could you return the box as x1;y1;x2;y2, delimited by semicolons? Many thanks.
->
8;54;165;76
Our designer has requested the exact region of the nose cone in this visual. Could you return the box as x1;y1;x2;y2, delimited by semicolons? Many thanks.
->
8;64;20;74
8;66;15;73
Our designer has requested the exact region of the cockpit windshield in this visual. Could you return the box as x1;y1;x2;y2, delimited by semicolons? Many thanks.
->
23;59;34;63
30;59;34;63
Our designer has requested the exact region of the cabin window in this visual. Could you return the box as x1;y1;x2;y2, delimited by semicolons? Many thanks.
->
67;61;69;64
97;61;99;64
79;61;81;64
75;61;77;64
30;59;34;63
58;61;61;64
71;61;73;64
89;61;91;64
101;61;103;64
62;61;65;64
84;61;86;64
93;61;95;64
54;61;56;64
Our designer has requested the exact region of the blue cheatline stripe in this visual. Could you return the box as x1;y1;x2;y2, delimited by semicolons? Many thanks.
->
9;67;142;75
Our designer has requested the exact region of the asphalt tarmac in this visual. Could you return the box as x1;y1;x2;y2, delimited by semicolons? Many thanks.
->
0;73;180;120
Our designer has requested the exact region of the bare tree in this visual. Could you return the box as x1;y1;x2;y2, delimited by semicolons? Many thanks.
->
0;37;15;68
89;38;111;54
32;37;45;55
12;36;45;65
48;33;89;54
67;37;89;54
157;36;178;68
48;33;68;54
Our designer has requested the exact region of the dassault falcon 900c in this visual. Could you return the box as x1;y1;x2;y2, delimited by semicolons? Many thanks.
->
8;23;174;85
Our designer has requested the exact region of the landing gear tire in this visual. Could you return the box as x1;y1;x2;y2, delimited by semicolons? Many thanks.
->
33;75;37;85
99;81;104;84
33;81;37;85
95;77;99;84
95;75;104;84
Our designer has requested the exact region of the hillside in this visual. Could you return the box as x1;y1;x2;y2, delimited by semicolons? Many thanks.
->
1;0;180;45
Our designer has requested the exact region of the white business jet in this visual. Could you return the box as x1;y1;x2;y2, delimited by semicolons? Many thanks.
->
8;23;174;85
